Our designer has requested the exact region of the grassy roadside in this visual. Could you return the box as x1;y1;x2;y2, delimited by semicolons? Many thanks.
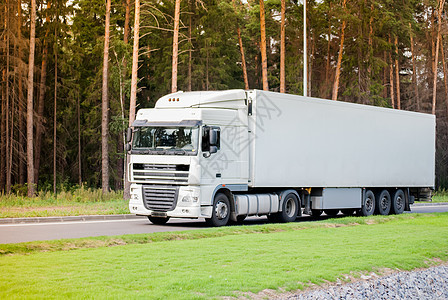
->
1;213;447;299
0;188;128;218
428;191;448;203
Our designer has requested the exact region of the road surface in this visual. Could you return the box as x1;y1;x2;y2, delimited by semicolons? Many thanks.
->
0;204;447;244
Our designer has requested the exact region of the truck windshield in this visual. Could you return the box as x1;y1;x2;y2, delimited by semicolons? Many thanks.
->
132;126;199;155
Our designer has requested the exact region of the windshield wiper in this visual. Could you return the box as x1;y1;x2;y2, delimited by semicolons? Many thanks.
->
153;148;166;155
166;149;186;155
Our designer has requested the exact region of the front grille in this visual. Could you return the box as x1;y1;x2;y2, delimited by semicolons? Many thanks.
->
142;185;179;211
133;163;189;184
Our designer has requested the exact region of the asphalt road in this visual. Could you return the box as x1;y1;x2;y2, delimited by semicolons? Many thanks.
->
0;204;447;244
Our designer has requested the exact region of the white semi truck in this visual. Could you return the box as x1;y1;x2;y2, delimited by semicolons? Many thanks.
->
126;90;435;226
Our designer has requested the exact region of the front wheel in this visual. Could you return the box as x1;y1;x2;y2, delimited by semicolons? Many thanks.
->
278;193;299;223
148;216;170;225
205;193;230;227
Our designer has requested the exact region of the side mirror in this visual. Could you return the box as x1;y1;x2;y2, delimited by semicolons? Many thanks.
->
209;129;218;146
126;127;133;143
125;143;131;151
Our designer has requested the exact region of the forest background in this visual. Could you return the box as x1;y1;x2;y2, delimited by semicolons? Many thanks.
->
1;0;447;198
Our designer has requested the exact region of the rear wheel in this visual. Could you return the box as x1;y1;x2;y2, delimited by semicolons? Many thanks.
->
391;189;405;215
359;190;375;216
148;216;170;225
324;209;339;217
278;193;299;223
375;190;391;215
205;193;230;227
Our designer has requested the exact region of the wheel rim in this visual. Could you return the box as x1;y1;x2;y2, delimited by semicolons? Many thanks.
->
365;195;374;212
215;200;228;220
285;197;296;218
396;195;404;211
380;195;389;211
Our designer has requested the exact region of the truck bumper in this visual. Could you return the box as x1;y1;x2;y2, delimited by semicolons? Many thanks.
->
129;184;203;218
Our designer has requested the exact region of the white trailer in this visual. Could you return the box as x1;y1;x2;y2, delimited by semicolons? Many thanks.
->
127;90;435;226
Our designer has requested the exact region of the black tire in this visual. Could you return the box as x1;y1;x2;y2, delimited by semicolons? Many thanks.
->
341;209;356;216
278;193;299;223
375;189;391;215
205;193;230;227
324;209;339;217
148;216;170;225
391;189;405;215
310;209;323;217
359;190;375;216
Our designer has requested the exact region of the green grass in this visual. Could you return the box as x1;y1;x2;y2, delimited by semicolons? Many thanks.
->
429;189;448;203
0;187;128;218
1;213;447;299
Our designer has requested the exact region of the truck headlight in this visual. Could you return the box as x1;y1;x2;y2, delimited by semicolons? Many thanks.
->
131;194;139;201
182;196;191;203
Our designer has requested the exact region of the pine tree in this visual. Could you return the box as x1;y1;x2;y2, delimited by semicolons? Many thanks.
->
26;0;37;196
101;0;111;193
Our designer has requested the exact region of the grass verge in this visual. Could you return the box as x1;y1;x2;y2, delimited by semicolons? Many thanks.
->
1;213;447;299
0;187;128;218
428;192;448;203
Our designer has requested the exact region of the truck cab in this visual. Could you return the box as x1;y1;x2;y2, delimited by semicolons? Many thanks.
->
128;90;251;226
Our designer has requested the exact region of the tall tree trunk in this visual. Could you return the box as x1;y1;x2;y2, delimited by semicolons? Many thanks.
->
26;0;37;197
117;0;131;191
280;0;286;93
5;0;11;193
171;0;181;93
124;0;130;43
1;66;5;192
366;3;373;102
409;23;420;111
331;0;347;100
34;1;51;186
231;0;249;90
77;91;82;186
53;10;58;195
101;0;111;193
17;0;25;185
259;0;269;91
206;41;209;90
188;6;192;91
308;33;315;97
125;0;141;200
440;36;448;117
237;28;249;90
388;36;395;109
382;51;387;99
394;35;401;110
432;0;445;115
323;1;332;99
